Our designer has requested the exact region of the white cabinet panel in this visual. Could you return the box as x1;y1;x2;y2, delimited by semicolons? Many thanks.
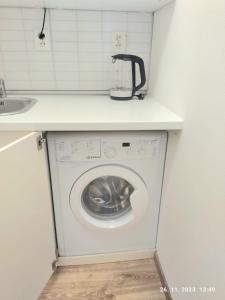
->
0;131;28;148
0;132;56;300
0;0;173;12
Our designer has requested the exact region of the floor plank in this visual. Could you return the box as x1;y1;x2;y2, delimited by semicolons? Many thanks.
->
38;258;165;300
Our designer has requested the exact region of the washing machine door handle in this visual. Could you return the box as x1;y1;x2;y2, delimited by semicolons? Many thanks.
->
130;189;149;217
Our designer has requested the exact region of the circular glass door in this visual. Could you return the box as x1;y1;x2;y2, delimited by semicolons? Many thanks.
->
82;176;134;220
70;165;149;230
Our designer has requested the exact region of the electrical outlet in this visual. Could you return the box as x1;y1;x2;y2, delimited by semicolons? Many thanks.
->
35;30;51;51
112;32;127;52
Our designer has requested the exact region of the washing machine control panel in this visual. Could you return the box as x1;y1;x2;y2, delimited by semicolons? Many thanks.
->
55;137;160;162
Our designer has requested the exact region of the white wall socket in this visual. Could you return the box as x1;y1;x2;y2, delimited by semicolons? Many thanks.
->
112;32;127;52
35;31;51;51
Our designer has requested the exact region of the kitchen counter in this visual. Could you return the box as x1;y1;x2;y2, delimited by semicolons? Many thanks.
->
0;94;183;131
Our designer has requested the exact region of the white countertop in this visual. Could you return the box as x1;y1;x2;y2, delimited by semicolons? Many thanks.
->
0;94;183;131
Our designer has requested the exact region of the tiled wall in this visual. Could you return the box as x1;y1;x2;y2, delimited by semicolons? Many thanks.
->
0;8;152;92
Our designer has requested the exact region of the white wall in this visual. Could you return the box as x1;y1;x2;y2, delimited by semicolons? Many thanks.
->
150;1;225;299
0;8;152;91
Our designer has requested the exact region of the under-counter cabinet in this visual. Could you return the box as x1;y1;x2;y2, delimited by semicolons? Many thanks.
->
0;132;56;300
0;131;167;300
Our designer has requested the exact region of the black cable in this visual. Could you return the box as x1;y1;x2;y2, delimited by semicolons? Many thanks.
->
38;8;46;40
134;93;145;100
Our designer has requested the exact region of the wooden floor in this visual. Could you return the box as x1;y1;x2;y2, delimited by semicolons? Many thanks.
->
38;258;166;300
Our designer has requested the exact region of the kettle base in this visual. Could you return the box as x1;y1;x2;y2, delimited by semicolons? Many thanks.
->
110;95;133;101
110;88;133;101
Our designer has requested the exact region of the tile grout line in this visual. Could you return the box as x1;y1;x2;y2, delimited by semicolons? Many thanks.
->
20;7;31;90
49;8;57;90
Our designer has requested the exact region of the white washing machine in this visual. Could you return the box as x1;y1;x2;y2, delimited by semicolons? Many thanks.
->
47;131;167;257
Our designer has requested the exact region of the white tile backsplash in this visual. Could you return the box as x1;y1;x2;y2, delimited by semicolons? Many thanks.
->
0;8;22;19
56;81;79;90
77;11;101;22
51;20;76;32
23;20;50;31
3;52;27;61
0;41;26;52
28;51;52;62
29;61;54;71
51;9;76;21
79;71;104;81
30;71;54;81
4;61;28;71
78;43;103;53
77;21;102;32
5;71;30;81
53;42;77;52
102;12;127;23
52;31;77;42
0;20;23;31
21;8;44;20
53;52;76;62
0;31;25;41
127;12;152;23
6;80;30;89
0;8;152;91
102;22;127;32
128;33;151;43
79;62;103;72
55;71;79;81
54;62;78;71
79;32;102;42
31;80;56;90
128;22;151;33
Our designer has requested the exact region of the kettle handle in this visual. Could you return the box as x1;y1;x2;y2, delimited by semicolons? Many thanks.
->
132;56;146;96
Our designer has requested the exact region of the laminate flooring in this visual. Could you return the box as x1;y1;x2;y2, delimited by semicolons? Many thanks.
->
38;258;166;300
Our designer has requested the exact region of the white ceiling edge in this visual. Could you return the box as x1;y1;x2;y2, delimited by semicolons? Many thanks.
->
0;0;174;12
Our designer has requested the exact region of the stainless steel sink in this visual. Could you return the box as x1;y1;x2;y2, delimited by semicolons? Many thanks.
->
0;97;37;116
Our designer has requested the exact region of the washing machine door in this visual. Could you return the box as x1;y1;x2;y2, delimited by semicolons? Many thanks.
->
69;165;149;230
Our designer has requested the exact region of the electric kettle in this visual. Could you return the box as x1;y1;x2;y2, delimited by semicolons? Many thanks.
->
110;54;146;100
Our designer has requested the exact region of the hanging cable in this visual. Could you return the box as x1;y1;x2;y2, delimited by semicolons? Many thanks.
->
38;8;47;40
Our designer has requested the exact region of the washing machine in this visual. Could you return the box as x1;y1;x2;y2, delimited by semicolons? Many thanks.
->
47;131;167;257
